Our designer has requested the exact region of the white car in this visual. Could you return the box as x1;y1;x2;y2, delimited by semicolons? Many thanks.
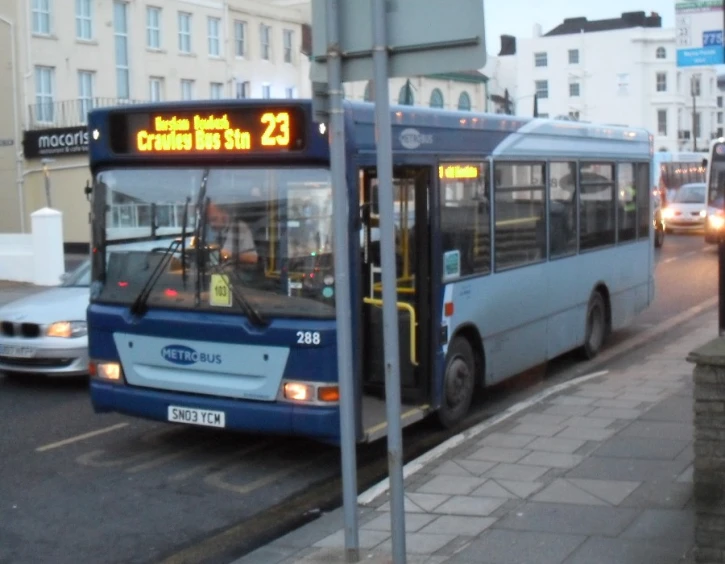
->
662;182;707;233
0;260;90;377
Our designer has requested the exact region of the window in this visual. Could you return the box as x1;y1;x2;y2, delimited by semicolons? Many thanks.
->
569;82;580;97
691;76;701;96
440;162;490;277
208;17;221;56
398;83;414;105
458;91;471;111
76;0;92;40
234;21;246;57
364;81;374;102
236;81;250;99
178;12;192;53
568;49;579;64
35;66;54;123
77;70;94;123
33;0;51;35
262;84;271;99
113;1;129;99
146;7;161;49
285;87;296;99
718;112;723;125
617;163;637;242
210;82;224;99
656;47;666;59
569;110;580;121
283;29;294;63
579;163;615;250
149;77;164;101
657;109;667;136
549;162;577;258
180;79;194;100
636;163;650;239
718;96;723;109
534;52;547;67
535;80;548;99
494;162;546;270
656;72;667;92
260;24;271;60
430;88;444;108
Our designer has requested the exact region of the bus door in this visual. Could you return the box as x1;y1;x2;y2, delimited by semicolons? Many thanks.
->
359;166;432;407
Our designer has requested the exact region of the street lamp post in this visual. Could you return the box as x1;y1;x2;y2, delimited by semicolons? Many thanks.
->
691;73;700;152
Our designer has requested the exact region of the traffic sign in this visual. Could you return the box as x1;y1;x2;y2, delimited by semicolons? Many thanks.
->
310;0;487;83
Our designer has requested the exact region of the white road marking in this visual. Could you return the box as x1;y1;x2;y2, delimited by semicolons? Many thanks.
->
36;422;129;452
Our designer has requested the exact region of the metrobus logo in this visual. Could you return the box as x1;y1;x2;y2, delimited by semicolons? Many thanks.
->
399;128;433;150
161;344;222;366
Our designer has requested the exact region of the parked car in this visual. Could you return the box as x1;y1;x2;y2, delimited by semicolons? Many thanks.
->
661;182;707;233
0;260;90;377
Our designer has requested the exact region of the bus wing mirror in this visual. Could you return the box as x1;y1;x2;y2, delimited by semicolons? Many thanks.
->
84;180;92;201
703;158;708;169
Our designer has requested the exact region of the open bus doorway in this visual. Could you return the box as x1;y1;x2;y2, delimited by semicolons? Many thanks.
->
358;166;434;442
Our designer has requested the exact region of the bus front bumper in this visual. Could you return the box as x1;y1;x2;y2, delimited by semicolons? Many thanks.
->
90;381;342;443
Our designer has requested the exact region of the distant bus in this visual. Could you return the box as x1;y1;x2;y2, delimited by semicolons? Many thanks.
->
705;138;725;243
653;150;707;201
85;100;655;445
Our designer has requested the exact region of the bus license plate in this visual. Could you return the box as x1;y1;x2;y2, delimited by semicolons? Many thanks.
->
0;344;36;358
167;406;226;428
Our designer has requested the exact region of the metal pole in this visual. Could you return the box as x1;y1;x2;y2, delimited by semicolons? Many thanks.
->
692;75;698;152
720;238;725;336
326;0;360;561
43;165;51;208
371;0;407;562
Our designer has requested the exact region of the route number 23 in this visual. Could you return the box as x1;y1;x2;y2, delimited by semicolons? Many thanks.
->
297;331;321;345
261;112;290;147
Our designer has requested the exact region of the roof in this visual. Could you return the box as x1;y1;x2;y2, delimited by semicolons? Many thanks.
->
545;11;662;36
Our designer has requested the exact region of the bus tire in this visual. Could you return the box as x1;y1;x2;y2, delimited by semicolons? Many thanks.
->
580;291;607;360
438;336;475;429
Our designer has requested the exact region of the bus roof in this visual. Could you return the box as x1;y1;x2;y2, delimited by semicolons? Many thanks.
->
87;98;652;166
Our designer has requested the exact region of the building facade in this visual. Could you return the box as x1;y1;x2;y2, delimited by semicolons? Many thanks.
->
489;11;719;152
342;72;489;113
0;0;311;248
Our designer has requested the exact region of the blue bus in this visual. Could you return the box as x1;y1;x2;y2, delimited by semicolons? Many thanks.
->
705;138;725;243
86;99;654;445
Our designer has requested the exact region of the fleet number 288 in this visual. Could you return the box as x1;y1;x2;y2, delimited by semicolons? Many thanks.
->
297;331;321;345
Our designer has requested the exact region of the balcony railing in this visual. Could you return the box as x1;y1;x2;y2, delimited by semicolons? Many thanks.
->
27;97;147;130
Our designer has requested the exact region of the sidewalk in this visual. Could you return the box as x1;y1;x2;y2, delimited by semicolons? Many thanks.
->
234;312;716;564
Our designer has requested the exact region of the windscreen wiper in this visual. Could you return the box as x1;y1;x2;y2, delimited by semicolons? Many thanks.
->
180;196;191;288
129;238;182;316
204;261;268;327
193;170;211;306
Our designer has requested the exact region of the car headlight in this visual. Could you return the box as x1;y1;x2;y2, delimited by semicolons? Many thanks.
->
47;321;87;338
662;208;674;219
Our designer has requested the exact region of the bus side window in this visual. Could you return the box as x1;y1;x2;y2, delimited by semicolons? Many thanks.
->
549;162;577;258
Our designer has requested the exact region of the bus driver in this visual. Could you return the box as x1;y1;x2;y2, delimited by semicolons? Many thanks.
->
205;201;259;265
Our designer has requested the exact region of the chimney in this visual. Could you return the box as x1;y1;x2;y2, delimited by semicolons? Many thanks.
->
533;23;542;38
499;34;517;56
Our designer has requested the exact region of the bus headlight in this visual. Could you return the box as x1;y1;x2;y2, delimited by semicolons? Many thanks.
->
710;215;725;230
90;361;124;383
280;380;339;405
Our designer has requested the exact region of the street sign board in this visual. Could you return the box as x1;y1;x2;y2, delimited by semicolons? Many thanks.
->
676;0;725;67
310;0;487;83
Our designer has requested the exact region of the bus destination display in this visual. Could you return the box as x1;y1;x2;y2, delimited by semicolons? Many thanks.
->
112;107;306;155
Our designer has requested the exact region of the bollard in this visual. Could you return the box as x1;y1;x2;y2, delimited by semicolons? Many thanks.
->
688;338;725;564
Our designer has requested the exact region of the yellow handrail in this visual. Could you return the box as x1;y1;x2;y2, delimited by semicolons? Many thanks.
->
363;297;418;366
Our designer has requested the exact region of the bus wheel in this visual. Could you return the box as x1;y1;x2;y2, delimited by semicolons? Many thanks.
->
438;337;475;429
580;292;606;360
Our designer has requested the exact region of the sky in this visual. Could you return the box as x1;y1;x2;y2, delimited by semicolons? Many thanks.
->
484;0;676;45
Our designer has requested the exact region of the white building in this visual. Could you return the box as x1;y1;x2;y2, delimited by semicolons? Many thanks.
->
488;11;719;152
0;0;312;248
